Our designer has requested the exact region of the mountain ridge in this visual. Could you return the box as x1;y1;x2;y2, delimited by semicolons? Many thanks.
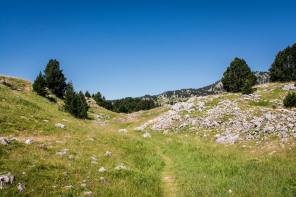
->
139;71;269;105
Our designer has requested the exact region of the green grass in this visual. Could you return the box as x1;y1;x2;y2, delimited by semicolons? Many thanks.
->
249;100;270;107
1;77;296;196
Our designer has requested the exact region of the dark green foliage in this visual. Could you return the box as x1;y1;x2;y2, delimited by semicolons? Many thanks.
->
269;43;296;82
44;59;67;98
92;92;157;113
85;91;91;98
283;92;296;108
222;57;257;92
64;82;89;118
241;80;255;95
112;97;156;113
32;71;47;96
93;91;113;110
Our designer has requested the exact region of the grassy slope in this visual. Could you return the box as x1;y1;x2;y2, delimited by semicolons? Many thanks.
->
0;76;296;196
0;76;164;196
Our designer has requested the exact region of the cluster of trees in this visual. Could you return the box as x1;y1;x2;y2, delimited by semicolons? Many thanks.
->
111;97;157;113
86;91;157;113
268;43;296;108
222;43;296;107
64;82;89;118
222;57;257;94
269;43;296;82
33;59;89;118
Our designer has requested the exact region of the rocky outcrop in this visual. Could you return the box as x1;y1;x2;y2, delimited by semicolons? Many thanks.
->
136;83;296;144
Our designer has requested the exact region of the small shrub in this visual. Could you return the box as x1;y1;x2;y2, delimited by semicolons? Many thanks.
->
283;92;296;107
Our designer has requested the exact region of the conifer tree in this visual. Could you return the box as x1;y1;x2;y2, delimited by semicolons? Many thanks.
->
32;71;47;96
222;57;257;92
241;80;255;95
269;43;296;82
44;59;67;98
85;91;91;98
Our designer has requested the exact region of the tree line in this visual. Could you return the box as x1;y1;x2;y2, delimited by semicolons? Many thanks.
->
33;59;89;118
33;43;296;119
88;92;157;113
221;43;296;107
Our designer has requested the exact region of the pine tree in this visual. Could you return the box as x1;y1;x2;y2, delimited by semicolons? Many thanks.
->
78;91;89;119
222;57;257;92
269;43;296;82
64;82;76;115
241;80;255;95
85;91;91;98
44;59;67;98
283;92;296;107
64;83;89;119
32;71;47;96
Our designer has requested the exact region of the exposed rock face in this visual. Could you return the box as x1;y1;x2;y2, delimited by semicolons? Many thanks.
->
136;83;296;144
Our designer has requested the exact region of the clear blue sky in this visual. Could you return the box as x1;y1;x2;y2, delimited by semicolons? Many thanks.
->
1;0;296;99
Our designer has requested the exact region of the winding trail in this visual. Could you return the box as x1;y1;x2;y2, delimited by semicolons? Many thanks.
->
155;145;178;197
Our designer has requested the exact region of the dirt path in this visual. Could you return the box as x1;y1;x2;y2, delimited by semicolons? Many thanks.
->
155;145;178;197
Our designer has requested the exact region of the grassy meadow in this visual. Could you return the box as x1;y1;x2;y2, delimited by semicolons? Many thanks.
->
0;76;296;196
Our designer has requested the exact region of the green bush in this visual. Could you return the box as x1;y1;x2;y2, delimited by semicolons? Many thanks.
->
241;80;255;95
283;92;296;107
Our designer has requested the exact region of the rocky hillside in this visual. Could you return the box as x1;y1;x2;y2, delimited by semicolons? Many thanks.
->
136;82;296;145
141;72;269;105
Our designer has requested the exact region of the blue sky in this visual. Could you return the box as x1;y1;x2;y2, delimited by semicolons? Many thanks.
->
1;0;296;99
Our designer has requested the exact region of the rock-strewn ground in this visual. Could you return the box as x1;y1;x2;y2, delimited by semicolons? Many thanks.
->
136;83;296;144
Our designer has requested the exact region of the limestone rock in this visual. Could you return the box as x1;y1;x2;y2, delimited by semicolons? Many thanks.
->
0;137;9;146
119;129;128;134
55;123;65;128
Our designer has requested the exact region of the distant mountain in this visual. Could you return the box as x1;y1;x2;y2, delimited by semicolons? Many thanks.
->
140;72;270;105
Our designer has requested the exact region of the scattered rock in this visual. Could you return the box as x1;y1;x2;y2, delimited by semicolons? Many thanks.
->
105;151;112;156
81;183;87;189
228;189;232;193
63;119;69;122
43;120;49;123
18;183;25;191
21;116;28;119
99;167;106;172
0;174;14;189
55;123;65;128
57;149;70;156
119;129;128;134
100;177;107;183
142;132;151;138
10;137;20;142
84;191;93;196
0;137;10;146
115;163;131;171
64;185;73;189
282;83;296;91
25;139;34;144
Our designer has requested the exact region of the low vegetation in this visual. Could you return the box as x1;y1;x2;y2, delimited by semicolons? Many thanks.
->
1;76;296;196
